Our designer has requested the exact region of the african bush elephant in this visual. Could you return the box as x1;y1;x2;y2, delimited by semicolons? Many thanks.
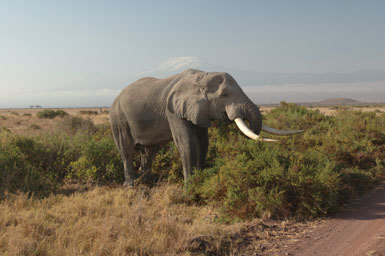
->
110;69;303;187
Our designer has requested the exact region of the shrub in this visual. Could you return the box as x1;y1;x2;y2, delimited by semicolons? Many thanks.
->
29;123;41;130
66;129;124;184
0;124;124;197
79;110;98;115
58;115;96;135
152;142;183;183
187;103;385;220
0;131;58;197
37;109;68;119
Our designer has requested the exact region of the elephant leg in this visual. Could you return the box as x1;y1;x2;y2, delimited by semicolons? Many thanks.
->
110;122;136;187
138;145;159;181
197;127;208;170
167;115;200;187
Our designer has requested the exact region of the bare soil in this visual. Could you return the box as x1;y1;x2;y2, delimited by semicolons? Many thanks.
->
279;182;385;256
216;182;385;256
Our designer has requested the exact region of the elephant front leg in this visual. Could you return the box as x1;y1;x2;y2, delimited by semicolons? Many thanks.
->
197;127;208;170
168;115;200;187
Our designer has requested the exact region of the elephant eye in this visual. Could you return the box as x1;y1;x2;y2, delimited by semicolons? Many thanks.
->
220;93;228;97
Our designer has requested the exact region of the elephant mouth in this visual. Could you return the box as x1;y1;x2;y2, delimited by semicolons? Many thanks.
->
221;112;230;121
212;112;230;122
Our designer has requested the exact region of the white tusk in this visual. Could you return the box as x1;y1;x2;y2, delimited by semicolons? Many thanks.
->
234;118;277;142
261;124;304;136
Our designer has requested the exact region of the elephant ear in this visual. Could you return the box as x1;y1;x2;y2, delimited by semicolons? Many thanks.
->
167;77;211;128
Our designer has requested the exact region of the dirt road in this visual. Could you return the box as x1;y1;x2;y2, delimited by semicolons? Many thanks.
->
285;182;385;256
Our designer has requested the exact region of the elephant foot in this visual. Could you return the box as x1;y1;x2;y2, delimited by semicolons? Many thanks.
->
123;179;134;188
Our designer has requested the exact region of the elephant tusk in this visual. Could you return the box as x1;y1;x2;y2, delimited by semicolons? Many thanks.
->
261;124;304;136
234;118;277;142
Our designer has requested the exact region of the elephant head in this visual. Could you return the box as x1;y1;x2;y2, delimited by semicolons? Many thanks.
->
167;69;303;141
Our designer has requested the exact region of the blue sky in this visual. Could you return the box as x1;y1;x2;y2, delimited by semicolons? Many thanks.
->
1;1;385;107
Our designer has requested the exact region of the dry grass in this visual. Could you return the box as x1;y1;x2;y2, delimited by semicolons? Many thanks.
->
0;184;230;255
0;184;315;255
0;108;109;135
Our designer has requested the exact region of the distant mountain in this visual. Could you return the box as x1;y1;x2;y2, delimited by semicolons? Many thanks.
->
316;98;362;105
292;97;366;106
138;56;385;86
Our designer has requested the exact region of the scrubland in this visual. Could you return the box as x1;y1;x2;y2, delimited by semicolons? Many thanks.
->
0;104;384;255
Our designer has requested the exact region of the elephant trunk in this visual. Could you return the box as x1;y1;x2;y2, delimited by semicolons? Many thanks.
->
229;95;304;142
235;97;278;142
243;97;263;135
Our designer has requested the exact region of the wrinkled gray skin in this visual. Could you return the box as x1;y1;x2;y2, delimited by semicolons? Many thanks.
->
110;69;262;187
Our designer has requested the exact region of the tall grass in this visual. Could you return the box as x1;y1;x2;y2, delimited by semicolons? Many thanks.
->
0;184;227;255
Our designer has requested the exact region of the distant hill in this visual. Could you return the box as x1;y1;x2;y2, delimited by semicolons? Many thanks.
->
317;98;362;105
270;97;369;107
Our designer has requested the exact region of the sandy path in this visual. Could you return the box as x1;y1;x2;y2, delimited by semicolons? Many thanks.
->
285;182;385;256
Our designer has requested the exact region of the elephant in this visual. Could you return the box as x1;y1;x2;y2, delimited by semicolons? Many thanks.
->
109;69;303;187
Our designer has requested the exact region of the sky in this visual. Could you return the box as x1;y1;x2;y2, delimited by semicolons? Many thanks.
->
1;0;385;107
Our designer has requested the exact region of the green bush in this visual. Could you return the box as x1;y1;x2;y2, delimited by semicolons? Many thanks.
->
187;103;385;220
0;131;58;197
152;142;183;183
65;129;124;184
30;123;41;130
37;109;68;119
0;125;124;198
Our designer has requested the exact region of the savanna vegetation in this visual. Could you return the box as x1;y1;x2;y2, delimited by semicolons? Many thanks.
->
36;109;68;119
0;103;384;255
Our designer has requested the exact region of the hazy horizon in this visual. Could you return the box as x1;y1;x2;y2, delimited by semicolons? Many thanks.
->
1;1;385;108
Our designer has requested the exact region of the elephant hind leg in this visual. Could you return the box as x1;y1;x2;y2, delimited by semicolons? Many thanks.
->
110;122;136;187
